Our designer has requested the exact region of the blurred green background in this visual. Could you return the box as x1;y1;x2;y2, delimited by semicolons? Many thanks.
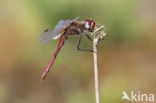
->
0;0;156;103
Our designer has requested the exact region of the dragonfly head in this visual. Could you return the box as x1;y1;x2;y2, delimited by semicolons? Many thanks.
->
83;18;95;31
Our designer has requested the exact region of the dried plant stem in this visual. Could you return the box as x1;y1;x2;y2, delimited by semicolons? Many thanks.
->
93;38;100;103
92;24;106;103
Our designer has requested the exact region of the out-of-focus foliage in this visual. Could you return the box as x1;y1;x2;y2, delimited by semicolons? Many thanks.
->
0;0;156;103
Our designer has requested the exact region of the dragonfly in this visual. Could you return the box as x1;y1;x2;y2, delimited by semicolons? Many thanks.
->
40;15;95;83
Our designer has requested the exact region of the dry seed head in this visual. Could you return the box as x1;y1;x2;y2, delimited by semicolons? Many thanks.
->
92;24;107;42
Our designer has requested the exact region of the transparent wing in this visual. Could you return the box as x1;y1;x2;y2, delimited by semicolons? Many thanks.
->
71;13;85;23
52;15;83;35
40;14;84;45
53;19;71;35
40;29;61;45
40;19;71;45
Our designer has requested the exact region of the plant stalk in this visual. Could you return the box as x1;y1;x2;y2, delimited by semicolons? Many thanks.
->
93;38;100;103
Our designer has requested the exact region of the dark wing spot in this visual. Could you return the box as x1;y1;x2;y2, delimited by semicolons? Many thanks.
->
44;29;49;32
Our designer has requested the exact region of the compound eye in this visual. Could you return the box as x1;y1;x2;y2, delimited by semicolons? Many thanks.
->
84;21;90;29
89;21;95;30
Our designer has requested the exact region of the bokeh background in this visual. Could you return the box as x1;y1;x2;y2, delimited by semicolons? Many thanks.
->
0;0;156;103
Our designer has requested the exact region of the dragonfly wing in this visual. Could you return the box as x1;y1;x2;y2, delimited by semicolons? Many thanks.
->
40;19;70;45
71;16;81;23
40;14;84;45
53;15;82;35
71;13;85;23
40;29;61;45
53;19;71;35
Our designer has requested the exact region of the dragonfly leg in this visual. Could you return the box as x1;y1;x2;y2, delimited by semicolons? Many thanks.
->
85;34;93;41
76;35;94;52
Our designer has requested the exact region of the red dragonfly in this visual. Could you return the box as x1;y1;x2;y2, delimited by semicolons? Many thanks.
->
40;15;95;83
